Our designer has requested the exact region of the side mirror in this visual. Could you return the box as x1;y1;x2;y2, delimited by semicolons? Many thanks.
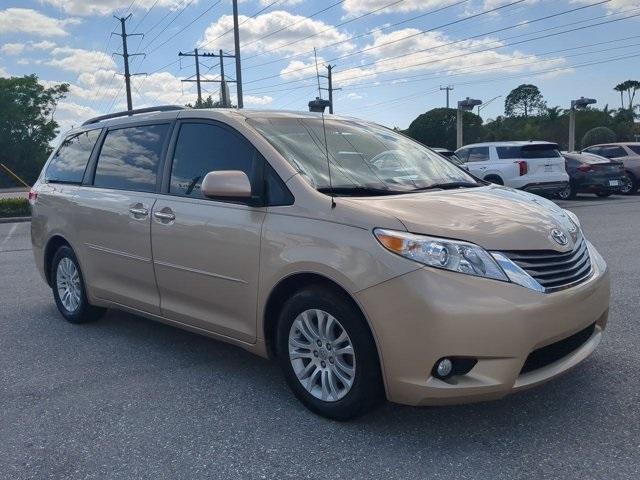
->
201;170;252;199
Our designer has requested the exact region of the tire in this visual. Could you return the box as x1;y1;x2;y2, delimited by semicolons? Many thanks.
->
276;285;384;420
51;245;106;324
619;171;638;195
596;192;612;198
484;175;503;186
557;183;576;200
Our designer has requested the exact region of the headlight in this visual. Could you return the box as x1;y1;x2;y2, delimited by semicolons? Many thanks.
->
374;228;508;281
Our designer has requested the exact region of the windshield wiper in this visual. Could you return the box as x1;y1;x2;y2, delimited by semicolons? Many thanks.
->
317;186;410;196
411;181;480;191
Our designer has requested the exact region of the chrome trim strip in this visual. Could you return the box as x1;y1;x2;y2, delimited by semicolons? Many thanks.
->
153;260;247;284
85;243;150;263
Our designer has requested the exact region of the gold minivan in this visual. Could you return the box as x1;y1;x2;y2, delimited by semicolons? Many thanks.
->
31;107;610;420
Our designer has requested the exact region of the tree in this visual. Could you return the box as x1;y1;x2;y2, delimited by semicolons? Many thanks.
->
186;95;235;109
504;84;547;118
614;80;640;110
0;75;69;187
403;107;483;150
581;127;616;148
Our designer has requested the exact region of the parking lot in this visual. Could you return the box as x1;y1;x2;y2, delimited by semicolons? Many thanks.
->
1;195;639;480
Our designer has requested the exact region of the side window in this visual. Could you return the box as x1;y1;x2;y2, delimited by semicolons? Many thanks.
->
467;147;490;162
170;122;255;199
583;147;599;155
601;146;626;158
93;124;169;192
456;149;469;162
264;161;294;206
496;146;521;159
46;129;101;183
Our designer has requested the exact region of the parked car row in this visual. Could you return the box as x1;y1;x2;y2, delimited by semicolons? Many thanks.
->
431;141;640;198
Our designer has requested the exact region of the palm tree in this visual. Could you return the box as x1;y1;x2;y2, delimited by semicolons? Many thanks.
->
614;80;640;110
614;82;625;109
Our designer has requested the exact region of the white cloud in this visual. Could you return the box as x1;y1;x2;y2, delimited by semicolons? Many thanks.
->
279;56;376;86
40;0;186;16
1;43;25;55
346;92;363;100
0;8;79;37
31;40;57;50
572;0;639;13
0;66;9;77
47;46;117;73
245;94;273;105
201;11;353;56
54;101;100;133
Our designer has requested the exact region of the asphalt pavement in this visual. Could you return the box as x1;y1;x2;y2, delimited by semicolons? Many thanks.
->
1;195;639;480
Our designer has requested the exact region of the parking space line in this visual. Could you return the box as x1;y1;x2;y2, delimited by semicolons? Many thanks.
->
1;224;17;246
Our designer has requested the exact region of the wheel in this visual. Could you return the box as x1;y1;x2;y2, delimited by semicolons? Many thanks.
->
276;286;383;420
557;183;576;200
484;175;503;186
596;192;611;198
51;245;106;324
619;172;638;195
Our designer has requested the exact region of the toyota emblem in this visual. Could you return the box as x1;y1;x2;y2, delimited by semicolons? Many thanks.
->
551;228;568;246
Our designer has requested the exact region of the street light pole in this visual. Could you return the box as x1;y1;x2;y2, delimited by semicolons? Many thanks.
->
457;97;482;149
568;97;597;151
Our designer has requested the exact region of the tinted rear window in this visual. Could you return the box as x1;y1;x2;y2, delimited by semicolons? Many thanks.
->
46;129;101;183
497;145;561;159
627;145;640;155
94;124;169;192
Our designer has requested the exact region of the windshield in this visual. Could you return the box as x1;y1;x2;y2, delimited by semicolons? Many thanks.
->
248;117;477;194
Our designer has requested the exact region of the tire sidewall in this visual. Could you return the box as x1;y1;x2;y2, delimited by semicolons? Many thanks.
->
276;287;383;420
51;246;91;324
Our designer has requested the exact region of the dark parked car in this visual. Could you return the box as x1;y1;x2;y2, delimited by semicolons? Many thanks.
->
558;151;626;199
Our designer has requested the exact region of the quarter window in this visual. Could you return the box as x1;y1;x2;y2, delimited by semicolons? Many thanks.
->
93;124;169;192
46;129;101;183
467;147;490;162
170;123;255;198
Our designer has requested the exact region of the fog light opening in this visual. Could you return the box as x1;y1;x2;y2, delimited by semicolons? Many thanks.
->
432;357;478;380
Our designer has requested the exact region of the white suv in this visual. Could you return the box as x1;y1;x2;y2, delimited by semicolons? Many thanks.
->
455;141;569;195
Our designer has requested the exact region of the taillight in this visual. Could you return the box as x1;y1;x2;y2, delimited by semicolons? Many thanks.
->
515;160;528;176
578;164;594;173
28;188;38;206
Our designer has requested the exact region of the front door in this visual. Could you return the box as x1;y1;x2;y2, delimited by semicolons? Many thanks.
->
151;121;265;342
75;123;171;314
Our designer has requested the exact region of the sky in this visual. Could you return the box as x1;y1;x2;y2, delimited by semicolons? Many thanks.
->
0;0;638;135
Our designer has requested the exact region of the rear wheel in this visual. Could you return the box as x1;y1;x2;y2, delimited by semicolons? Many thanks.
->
276;286;383;420
484;175;503;185
619;172;638;195
51;246;105;324
557;183;576;200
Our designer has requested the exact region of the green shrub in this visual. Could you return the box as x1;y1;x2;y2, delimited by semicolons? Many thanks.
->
581;126;616;149
0;198;30;218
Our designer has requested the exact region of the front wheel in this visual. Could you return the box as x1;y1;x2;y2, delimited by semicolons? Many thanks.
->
51;246;105;324
619;172;638;195
276;286;383;420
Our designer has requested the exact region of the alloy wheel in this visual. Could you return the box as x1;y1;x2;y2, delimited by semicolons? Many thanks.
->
288;309;356;402
56;257;81;313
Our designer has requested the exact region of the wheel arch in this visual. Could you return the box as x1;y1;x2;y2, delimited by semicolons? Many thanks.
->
43;235;72;287
483;173;504;185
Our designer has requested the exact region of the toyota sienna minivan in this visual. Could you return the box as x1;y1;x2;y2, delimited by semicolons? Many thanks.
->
31;106;610;420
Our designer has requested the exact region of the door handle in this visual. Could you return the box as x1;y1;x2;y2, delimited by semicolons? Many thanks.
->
153;211;176;221
129;207;149;216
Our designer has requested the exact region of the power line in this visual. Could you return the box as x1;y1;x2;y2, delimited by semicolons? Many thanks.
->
140;0;196;52
243;5;637;92
242;0;471;70
243;0;526;85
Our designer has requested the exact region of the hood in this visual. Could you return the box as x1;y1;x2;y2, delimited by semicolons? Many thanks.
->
344;185;579;252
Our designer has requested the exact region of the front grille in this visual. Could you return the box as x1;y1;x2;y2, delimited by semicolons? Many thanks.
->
520;323;596;374
501;236;592;292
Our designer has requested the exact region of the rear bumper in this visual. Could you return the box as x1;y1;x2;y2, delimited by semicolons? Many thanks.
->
356;243;609;406
521;181;569;195
576;176;626;193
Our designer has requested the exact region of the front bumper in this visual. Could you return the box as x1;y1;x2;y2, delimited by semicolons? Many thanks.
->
355;244;609;406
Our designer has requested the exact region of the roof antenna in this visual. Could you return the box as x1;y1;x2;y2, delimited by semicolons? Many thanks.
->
314;48;335;208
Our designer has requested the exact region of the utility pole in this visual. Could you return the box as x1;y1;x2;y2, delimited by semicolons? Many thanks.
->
232;0;243;108
113;14;144;111
179;49;202;104
440;85;454;109
180;49;237;107
319;65;341;114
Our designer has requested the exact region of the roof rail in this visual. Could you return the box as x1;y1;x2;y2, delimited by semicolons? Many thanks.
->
82;105;188;126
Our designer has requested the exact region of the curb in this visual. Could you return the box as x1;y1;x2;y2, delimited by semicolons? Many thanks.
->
0;216;31;224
